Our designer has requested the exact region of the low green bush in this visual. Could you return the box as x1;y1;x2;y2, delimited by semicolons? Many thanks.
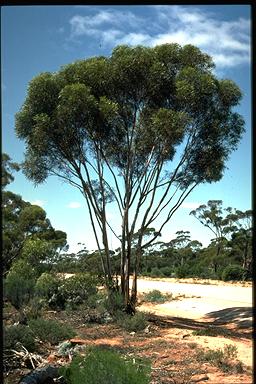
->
143;289;172;303
28;318;76;344
160;266;173;277
116;311;147;332
5;260;36;309
60;346;151;384
197;344;238;372
149;267;164;277
4;324;36;352
103;291;125;314
174;265;192;278
221;265;246;281
59;273;98;308
35;272;60;299
80;290;108;312
24;297;47;320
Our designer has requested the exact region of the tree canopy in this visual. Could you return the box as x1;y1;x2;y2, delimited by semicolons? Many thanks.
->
2;153;68;274
190;201;252;276
15;43;245;310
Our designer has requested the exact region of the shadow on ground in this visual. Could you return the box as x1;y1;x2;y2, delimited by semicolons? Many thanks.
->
204;307;252;329
147;306;252;340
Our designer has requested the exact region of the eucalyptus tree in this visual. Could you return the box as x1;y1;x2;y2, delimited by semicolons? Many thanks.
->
3;192;67;274
190;200;228;257
2;153;20;188
225;209;252;274
15;44;244;310
2;153;67;274
164;231;202;269
190;201;252;275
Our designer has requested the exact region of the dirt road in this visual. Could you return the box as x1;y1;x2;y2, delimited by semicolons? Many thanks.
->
136;278;252;320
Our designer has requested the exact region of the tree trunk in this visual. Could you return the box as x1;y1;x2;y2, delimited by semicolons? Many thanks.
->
242;238;248;269
102;222;112;286
124;255;130;310
130;246;142;310
120;210;127;297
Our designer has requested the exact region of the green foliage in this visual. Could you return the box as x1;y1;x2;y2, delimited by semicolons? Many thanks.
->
4;325;36;352
149;267;165;277
35;272;60;299
85;290;107;309
190;202;252;279
60;346;151;384
2;191;29;274
143;290;172;303
28;318;76;344
159;266;173;277
174;265;190;278
21;239;56;275
103;291;125;314
15;43;245;302
116;311;148;332
24;296;47;320
221;264;246;281
198;344;238;372
2;153;68;275
2;184;67;275
59;273;98;308
2;152;20;188
19;205;47;232
5;259;36;309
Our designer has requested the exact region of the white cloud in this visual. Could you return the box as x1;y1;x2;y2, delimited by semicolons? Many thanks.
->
31;199;45;207
118;32;151;46
181;202;202;210
67;201;82;209
67;5;250;69
69;10;144;39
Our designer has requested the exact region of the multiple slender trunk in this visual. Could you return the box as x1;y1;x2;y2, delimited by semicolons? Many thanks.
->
57;111;200;313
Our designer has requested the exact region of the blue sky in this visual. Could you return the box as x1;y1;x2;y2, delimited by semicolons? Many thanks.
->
2;5;252;253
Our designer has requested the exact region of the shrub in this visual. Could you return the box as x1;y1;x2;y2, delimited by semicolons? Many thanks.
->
186;265;214;279
86;291;106;309
4;325;36;352
149;267;164;277
117;311;147;332
24;296;48;320
143;289;172;303
160;266;173;277
5;260;36;309
175;265;192;278
197;344;238;372
103;290;125;314
28;318;76;344
59;273;97;308
35;272;60;299
223;344;238;359
221;265;246;281
60;346;151;384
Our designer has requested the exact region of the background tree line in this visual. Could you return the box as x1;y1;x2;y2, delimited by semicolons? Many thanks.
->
47;201;252;283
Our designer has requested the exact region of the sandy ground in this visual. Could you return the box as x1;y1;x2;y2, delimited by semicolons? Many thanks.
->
60;274;253;369
4;276;253;383
136;277;252;319
136;277;253;368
